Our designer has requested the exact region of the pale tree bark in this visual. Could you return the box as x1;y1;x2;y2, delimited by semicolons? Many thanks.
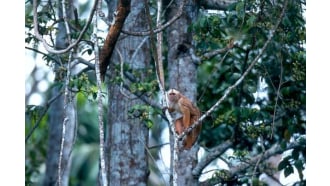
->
165;0;199;185
43;0;77;185
44;88;64;186
104;0;150;185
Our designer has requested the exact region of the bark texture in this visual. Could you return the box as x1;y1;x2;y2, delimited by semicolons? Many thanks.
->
99;0;131;81
105;0;150;185
43;87;64;186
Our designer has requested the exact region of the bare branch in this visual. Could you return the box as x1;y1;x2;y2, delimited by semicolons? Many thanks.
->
32;0;98;54
271;58;283;138
202;40;234;60
192;140;233;177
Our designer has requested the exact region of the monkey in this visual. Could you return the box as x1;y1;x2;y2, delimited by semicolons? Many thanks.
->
166;89;201;149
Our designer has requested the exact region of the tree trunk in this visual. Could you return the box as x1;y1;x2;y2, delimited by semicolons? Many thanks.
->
44;87;64;186
166;0;200;185
43;1;76;185
104;0;150;185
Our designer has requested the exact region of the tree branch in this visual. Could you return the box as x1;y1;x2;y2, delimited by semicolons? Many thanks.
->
192;140;233;177
99;0;131;81
32;0;98;54
202;40;234;60
271;58;283;138
25;46;60;65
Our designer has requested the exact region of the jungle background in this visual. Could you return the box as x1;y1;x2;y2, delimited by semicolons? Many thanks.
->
24;0;308;185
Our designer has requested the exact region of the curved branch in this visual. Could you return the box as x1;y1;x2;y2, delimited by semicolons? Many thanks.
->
99;0;131;81
202;40;234;60
33;0;98;54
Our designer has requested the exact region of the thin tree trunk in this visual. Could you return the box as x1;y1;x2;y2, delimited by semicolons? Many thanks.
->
44;87;63;186
43;1;76;185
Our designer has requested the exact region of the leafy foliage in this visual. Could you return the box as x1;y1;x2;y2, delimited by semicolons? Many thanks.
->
193;0;305;183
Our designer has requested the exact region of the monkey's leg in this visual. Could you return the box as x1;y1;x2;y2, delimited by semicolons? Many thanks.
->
175;118;184;135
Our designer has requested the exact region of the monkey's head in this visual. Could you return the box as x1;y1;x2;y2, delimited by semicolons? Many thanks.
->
167;89;181;103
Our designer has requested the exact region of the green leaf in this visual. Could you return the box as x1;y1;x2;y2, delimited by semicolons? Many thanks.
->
247;15;256;27
294;159;303;170
145;119;153;129
292;148;300;160
236;1;245;18
284;166;294;177
278;158;289;170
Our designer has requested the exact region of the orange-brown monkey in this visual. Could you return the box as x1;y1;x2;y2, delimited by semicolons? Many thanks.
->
167;89;201;149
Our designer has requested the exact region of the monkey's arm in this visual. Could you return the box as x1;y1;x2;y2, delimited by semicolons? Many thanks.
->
179;102;191;129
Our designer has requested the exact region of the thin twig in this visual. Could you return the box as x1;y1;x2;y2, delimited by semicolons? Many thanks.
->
25;92;63;142
25;46;60;65
202;44;232;60
271;58;283;139
148;142;170;149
